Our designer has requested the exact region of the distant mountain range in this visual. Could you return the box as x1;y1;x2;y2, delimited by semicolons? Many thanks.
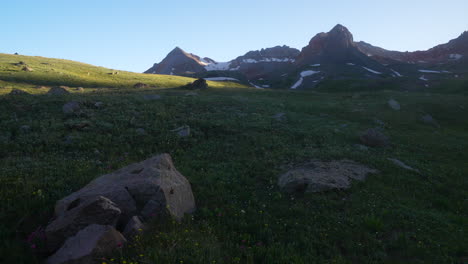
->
144;24;468;89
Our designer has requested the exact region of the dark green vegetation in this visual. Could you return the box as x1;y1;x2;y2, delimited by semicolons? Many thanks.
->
0;54;467;264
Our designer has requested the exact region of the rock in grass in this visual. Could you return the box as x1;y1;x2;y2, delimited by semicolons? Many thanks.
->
388;99;401;111
62;101;81;115
359;128;390;147
46;224;126;264
9;89;30;95
186;78;208;90
421;114;439;127
278;160;378;193
45;196;121;253
272;112;286;121
48;87;70;95
134;82;149;89
172;125;190;137
22;66;33;72
387;158;421;174
53;154;196;224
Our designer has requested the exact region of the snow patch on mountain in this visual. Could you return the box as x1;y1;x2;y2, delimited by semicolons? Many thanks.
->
249;82;263;89
419;70;442;74
391;69;403;77
419;76;429;81
242;58;295;63
449;54;463;60
205;77;240;81
205;62;232;71
362;67;382;74
291;70;320;89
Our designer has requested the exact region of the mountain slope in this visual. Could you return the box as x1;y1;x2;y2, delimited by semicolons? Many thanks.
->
0;53;247;91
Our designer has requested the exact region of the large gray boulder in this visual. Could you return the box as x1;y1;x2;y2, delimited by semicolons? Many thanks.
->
278;160;378;193
46;224;126;264
54;154;196;224
62;101;81;115
45;196;121;253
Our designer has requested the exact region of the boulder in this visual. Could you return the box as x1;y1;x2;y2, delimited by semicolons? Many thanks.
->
46;224;126;264
22;66;33;72
9;89;30;95
359;128;390;147
62;101;81;115
278;160;378;193
48;87;70;95
387;158;421;174
388;99;401;111
45;196;121;253
134;83;148;89
54;154;196;224
186;78;208;90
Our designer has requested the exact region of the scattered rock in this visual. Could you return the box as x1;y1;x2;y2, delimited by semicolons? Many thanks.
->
94;102;104;108
134;83;148;89
65;120;92;130
9;89;30;95
16;61;26;66
387;158;421;174
45;196;122;253
373;118;385;127
62;101;81;115
122;216;145;238
22;66;33;72
388;99;401;111
76;87;84;92
421;114;439;127
54;154;195;223
272;112;286;121
359;128;390;147
354;144;369;151
136;128;147;135
142;94;161;101
20;125;31;133
278;160;379;193
46;224;126;264
185;92;198;96
186;78;208;90
48;87;70;95
171;125;190;137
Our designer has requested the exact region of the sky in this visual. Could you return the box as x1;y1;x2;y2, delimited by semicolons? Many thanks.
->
2;0;467;73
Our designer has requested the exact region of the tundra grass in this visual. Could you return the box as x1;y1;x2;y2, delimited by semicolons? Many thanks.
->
0;81;466;264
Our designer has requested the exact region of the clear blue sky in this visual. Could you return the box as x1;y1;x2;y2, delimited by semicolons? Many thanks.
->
2;0;467;72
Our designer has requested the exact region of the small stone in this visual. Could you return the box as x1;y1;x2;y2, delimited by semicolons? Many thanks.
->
272;113;286;121
22;66;33;72
62;101;81;115
20;125;31;133
359;128;390;147
76;87;84;92
421;114;439;127
136;128;147;135
171;125;190;137
134;83;148;89
388;99;401;111
48;87;70;95
94;102;104;108
9;89;30;95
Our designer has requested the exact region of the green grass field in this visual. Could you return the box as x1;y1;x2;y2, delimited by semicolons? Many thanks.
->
0;54;467;264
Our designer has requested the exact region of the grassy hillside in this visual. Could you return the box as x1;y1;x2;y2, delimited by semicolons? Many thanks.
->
0;53;247;92
0;53;466;263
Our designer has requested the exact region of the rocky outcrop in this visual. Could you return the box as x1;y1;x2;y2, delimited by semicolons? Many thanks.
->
145;47;208;75
278;160;378;193
45;154;196;262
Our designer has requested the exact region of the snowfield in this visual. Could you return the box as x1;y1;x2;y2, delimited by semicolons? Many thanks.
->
291;70;320;89
419;70;441;74
419;76;429;81
204;62;232;71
